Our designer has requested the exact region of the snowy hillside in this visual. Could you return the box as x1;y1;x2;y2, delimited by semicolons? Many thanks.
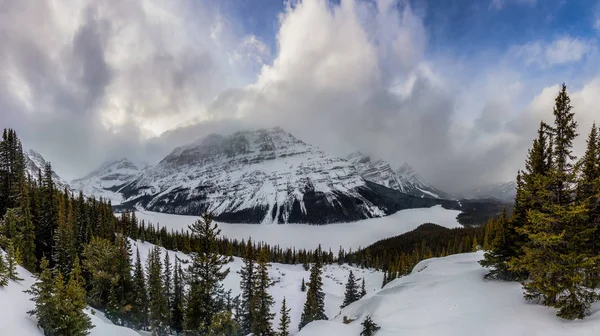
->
132;240;383;335
24;149;70;190
297;251;600;336
0;243;383;336
0;250;140;336
71;158;143;204
133;205;463;251
346;152;452;199
460;181;516;202
117;127;460;224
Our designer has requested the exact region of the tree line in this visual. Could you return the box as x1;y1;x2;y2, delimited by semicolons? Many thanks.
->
480;83;600;319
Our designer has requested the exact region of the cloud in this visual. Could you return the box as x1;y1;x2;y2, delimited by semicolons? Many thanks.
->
490;0;537;10
2;0;600;194
510;36;594;68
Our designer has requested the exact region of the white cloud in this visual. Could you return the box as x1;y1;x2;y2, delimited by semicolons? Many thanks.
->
490;0;537;10
510;36;593;68
595;17;600;31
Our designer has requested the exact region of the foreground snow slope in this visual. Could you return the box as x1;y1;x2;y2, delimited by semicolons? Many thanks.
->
0;250;140;336
133;205;462;250
299;251;600;336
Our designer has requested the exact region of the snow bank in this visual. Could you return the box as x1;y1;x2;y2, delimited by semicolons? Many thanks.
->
298;251;600;336
133;205;462;251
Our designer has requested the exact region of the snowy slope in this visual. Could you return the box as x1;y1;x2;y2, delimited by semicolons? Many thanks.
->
460;181;516;202
298;251;600;336
118;127;455;224
132;240;383;335
24;149;70;190
0;250;141;336
71;158;143;204
132;205;463;251
346;152;452;199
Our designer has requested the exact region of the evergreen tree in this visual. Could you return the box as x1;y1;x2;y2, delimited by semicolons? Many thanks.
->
25;258;57;334
18;183;37;272
512;83;600;319
299;246;327;330
238;238;256;334
207;311;239;336
147;246;169;335
300;278;306;292
163;250;173;330
56;256;94;336
184;214;230;335
251;248;275;336
341;270;359;308
6;241;23;281
130;248;149;330
278;297;291;336
360;278;367;298
53;193;76;278
0;252;8;286
171;258;185;335
360;315;380;336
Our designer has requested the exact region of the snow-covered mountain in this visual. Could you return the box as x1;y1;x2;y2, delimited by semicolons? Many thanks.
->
24;149;70;190
346;152;452;199
71;158;143;204
118;127;459;224
460;181;516;202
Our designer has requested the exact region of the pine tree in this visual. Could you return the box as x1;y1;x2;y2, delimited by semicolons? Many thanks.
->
56;256;94;336
341;270;359;308
53;191;76;277
130;248;149;330
171;258;185;335
251;248;275;336
512;83;600;319
147;246;169;334
299;246;327;330
278;297;291;336
184;214;230;335
207;311;239;336
25;258;57;334
577;124;600;255
360;278;367;298
0;252;8;286
6;241;23;281
300;278;306;292
360;315;380;336
238;238;256;334
18;183;37;272
163;250;173;330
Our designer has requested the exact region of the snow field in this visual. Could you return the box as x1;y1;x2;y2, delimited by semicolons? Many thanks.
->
133;205;463;251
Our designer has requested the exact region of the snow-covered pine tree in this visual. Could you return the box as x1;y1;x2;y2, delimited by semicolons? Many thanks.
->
0;252;8;286
341;270;359;308
278;297;291;336
238;238;256;334
250;248;275;336
25;258;57;334
360;278;367;298
360;315;380;336
184;213;230;335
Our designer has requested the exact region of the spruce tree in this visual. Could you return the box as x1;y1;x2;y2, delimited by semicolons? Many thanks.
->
25;258;57;334
171;258;185;335
238;238;256;334
131;248;149;330
300;278;306;292
251;248;275;336
18;184;37;272
360;278;367;298
0;252;8;286
163;250;173;330
6;241;23;281
56;256;94;336
360;315;380;336
184;214;230;335
341;270;359;308
147;246;169;334
299;246;327;330
278;297;291;336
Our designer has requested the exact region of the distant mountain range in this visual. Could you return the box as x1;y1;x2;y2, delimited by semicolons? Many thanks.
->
24;149;70;190
458;181;517;202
